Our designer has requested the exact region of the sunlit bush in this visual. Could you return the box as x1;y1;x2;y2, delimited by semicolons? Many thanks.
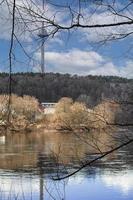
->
53;97;90;130
53;98;120;131
0;94;43;130
0;95;9;122
10;95;39;121
93;100;120;127
55;97;73;113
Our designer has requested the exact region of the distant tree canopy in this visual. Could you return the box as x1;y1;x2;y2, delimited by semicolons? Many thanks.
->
0;73;132;107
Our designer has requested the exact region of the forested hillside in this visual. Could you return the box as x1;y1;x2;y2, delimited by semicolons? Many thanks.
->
0;73;133;106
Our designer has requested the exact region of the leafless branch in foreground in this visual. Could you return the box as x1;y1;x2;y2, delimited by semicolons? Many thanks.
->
53;137;133;180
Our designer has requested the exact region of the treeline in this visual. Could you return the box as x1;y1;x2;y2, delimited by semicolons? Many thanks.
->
0;72;133;106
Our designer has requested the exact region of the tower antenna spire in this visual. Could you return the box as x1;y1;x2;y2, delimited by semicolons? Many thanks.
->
38;0;48;74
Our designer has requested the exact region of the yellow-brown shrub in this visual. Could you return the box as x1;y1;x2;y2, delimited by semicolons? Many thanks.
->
0;94;43;130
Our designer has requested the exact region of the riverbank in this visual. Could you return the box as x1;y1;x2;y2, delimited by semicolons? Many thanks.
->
0;95;131;134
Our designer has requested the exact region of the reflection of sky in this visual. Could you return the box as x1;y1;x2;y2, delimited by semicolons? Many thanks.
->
0;175;39;199
102;171;133;194
0;173;66;200
67;171;133;200
0;170;133;200
0;136;5;144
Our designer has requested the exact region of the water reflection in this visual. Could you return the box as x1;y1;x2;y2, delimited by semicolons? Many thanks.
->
102;171;133;194
0;129;132;200
0;130;116;171
0;135;5;144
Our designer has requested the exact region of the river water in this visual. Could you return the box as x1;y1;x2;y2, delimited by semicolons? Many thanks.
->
0;128;133;200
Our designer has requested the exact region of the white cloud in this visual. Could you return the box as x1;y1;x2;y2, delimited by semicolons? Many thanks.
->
35;49;104;74
0;0;132;76
0;2;12;40
79;9;133;42
1;0;132;43
35;49;133;78
120;61;133;79
0;0;70;42
88;62;120;76
0;0;32;41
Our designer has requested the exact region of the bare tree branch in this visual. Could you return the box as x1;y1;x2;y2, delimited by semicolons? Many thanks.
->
53;137;133;180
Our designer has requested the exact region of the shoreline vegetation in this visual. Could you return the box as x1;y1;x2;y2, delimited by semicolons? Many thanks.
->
0;94;42;133
0;95;120;134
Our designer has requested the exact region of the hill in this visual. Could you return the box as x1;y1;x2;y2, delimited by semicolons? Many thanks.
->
0;72;133;107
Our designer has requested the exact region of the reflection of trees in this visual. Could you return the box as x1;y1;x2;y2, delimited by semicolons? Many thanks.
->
0;130;111;170
54;129;133;180
37;134;48;200
0;129;133;199
0;129;132;179
0;0;132;197
38;153;44;200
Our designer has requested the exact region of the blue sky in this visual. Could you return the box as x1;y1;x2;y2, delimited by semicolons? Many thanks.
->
0;0;133;78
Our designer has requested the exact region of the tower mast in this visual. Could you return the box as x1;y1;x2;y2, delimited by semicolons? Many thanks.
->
38;0;48;74
41;0;45;74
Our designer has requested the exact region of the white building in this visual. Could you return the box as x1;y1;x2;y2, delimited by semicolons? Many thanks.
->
41;102;57;114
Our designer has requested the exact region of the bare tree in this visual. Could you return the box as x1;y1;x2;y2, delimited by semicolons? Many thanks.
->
0;0;133;181
1;0;132;59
